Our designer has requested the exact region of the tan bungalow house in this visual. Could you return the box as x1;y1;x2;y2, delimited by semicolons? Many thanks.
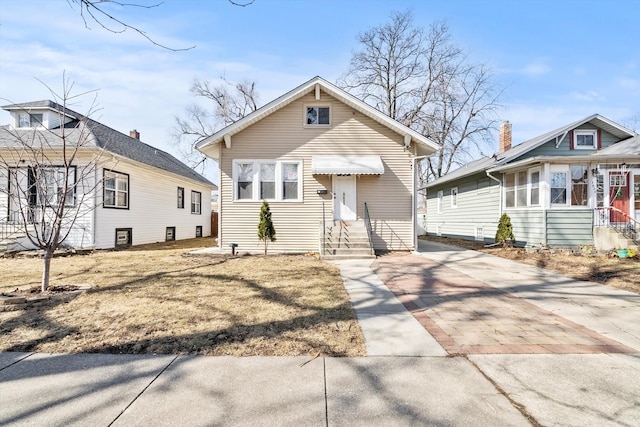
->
197;76;438;257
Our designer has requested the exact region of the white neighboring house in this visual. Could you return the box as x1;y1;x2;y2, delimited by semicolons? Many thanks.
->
0;100;216;251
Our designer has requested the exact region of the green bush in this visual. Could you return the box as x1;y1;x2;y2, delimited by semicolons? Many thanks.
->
495;213;515;246
257;200;276;255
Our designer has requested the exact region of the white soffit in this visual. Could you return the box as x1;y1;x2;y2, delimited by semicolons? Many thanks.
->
311;156;384;175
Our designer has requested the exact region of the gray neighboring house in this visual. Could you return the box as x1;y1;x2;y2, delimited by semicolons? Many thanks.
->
1;100;216;250
424;115;639;249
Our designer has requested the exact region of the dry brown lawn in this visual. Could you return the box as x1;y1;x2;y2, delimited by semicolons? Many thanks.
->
421;236;640;294
0;238;365;357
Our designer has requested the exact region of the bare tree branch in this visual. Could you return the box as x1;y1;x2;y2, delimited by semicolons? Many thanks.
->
173;76;260;168
68;0;196;51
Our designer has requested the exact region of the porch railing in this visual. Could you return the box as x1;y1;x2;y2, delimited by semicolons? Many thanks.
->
363;202;374;253
594;207;639;245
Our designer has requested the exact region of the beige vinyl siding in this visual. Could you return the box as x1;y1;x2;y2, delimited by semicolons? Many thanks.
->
426;173;501;243
95;158;212;249
219;90;416;252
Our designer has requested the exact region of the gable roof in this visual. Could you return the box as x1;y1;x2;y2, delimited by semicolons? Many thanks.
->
196;76;439;158
1;101;215;188
426;114;637;188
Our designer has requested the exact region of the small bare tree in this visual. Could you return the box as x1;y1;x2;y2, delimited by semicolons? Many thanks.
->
339;10;502;185
174;76;260;169
0;77;105;291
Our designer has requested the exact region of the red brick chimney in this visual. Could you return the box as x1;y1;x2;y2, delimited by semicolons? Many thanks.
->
130;129;140;140
499;121;512;153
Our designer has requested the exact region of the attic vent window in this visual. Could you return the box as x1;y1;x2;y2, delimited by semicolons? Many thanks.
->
305;106;330;125
18;113;43;128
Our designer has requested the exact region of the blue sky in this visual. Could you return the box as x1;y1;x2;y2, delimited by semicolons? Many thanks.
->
1;0;638;182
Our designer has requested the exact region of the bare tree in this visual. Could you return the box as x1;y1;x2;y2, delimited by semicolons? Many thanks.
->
174;76;260;169
339;10;502;185
622;113;640;133
0;77;105;291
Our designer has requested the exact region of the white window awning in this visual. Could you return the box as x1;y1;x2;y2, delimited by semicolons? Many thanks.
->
311;156;384;175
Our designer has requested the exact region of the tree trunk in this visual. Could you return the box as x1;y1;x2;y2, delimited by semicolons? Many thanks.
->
42;248;53;292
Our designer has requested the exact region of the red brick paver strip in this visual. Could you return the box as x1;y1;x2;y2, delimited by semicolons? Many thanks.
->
373;254;635;355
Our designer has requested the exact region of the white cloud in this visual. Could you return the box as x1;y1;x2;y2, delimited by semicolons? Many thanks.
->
520;62;551;77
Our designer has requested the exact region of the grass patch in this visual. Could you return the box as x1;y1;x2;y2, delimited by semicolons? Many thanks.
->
0;238;365;356
421;236;640;294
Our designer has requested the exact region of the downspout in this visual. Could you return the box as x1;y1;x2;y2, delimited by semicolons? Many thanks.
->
413;154;430;252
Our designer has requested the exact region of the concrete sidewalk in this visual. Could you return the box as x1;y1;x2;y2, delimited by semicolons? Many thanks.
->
0;352;530;426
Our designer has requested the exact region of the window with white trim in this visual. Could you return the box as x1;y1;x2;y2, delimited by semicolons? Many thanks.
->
437;190;443;213
177;187;184;209
305;106;330;125
475;227;484;241
596;174;604;207
550;169;568;205
574;130;596;149
18;113;43;128
37;167;76;207
451;187;458;208
570;165;588;206
505;168;541;208
191;191;202;214
104;169;129;209
233;160;302;201
529;169;540;205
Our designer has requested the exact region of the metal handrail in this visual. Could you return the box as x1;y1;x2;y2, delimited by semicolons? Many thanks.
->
363;202;374;253
321;202;326;255
594;206;639;245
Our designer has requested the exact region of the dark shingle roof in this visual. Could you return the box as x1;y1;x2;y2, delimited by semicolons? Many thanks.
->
1;101;215;188
426;114;637;188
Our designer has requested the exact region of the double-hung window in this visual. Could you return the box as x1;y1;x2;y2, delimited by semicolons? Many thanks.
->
177;187;184;208
234;160;302;201
570;165;588;206
37;167;76;207
260;163;276;199
237;163;254;200
191;191;202;214
282;163;299;200
104;169;129;209
450;187;458;208
550;169;568;205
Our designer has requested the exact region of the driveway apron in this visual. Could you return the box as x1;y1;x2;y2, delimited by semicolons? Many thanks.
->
372;249;637;356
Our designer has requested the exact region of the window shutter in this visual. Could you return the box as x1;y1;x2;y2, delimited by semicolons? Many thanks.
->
597;129;602;149
569;130;574;150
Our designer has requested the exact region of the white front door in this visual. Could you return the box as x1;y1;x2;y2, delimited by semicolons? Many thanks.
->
333;175;356;221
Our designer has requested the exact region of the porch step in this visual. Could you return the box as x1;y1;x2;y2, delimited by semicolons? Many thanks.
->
321;220;375;259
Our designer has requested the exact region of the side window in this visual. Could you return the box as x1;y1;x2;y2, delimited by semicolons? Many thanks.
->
191;191;202;214
450;187;458;208
177;187;184;209
437;190;443;213
104;170;129;209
